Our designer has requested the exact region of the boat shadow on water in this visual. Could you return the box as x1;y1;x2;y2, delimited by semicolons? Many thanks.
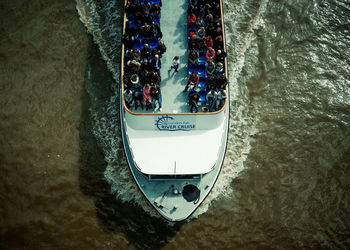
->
78;40;184;249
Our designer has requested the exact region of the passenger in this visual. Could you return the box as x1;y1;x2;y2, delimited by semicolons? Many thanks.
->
122;34;133;50
187;13;197;27
142;0;151;12
214;34;224;50
184;71;199;92
202;107;209;112
170;56;180;72
205;13;214;24
188;35;200;50
149;71;161;84
123;73;132;90
124;23;136;37
206;90;218;112
141;59;152;72
189;92;200;113
215;49;227;63
149;4;161;15
216;74;227;90
205;74;217;92
217;89;227;109
203;35;213;48
142;84;153;110
150;83;162;111
214;62;224;76
195;16;206;29
132;91;144;110
155;40;167;56
127;59;141;74
140;69;151;85
140;23;153;38
132;48;141;61
152;23;162;38
124;89;133;109
212;3;221;22
150;54;161;74
142;12;153;25
205;59;216;76
130;74;141;90
196;26;206;39
141;44;151;59
205;47;216;60
188;50;199;64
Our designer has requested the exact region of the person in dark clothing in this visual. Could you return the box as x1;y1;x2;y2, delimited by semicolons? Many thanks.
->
143;12;153;25
141;44;151;59
125;23;136;37
122;34;134;50
188;50;199;64
150;83;162;111
189;92;200;113
155;40;167;56
215;49;227;64
216;74;228;90
132;91;144;110
140;69;151;85
141;59;152;72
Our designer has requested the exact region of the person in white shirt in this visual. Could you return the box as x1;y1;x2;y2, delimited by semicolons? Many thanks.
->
170;56;180;72
217;89;227;109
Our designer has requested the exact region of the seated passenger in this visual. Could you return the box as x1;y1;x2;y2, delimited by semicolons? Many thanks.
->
195;16;206;29
217;89;227;109
156;40;167;57
152;23;162;38
142;0;151;12
141;44;151;59
126;59;141;74
206;90;218;112
130;74;141;90
132;48;141;61
132;91;144;110
143;84;153;110
140;69;151;85
205;47;216;60
212;3;221;22
215;49;227;63
205;59;216;76
206;74;217;92
122;34;133;50
205;13;214;25
141;23;154;38
203;35;213;48
214;35;224;50
188;50;199;64
196;26;206;39
216;74;228;90
142;12;153;25
214;62;224;76
184;71;199;92
124;89;133;109
150;83;162;111
125;23;136;37
149;4;161;15
188;35;201;50
141;59;152;72
187;13;197;27
189;92;200;113
149;71;161;85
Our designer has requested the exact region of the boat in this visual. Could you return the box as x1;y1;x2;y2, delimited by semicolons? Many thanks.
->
120;0;229;221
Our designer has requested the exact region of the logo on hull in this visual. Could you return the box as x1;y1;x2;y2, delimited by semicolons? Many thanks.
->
155;115;196;131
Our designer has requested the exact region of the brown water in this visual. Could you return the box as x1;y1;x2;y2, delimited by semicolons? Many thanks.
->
1;0;350;249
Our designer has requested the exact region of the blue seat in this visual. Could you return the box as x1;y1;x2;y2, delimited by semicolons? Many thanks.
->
188;27;197;33
188;63;197;69
197;64;205;70
197;69;205;77
198;90;207;103
199;51;206;57
149;37;158;49
153;18;160;25
127;15;134;22
151;0;160;4
188;68;197;75
133;39;143;50
127;20;135;27
141;38;149;45
198;57;206;64
197;80;206;89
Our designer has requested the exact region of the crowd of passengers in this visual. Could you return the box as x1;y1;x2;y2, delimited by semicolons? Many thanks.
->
123;0;165;111
122;0;228;113
186;0;228;112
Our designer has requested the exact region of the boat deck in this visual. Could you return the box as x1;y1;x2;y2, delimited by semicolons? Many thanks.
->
129;0;190;114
